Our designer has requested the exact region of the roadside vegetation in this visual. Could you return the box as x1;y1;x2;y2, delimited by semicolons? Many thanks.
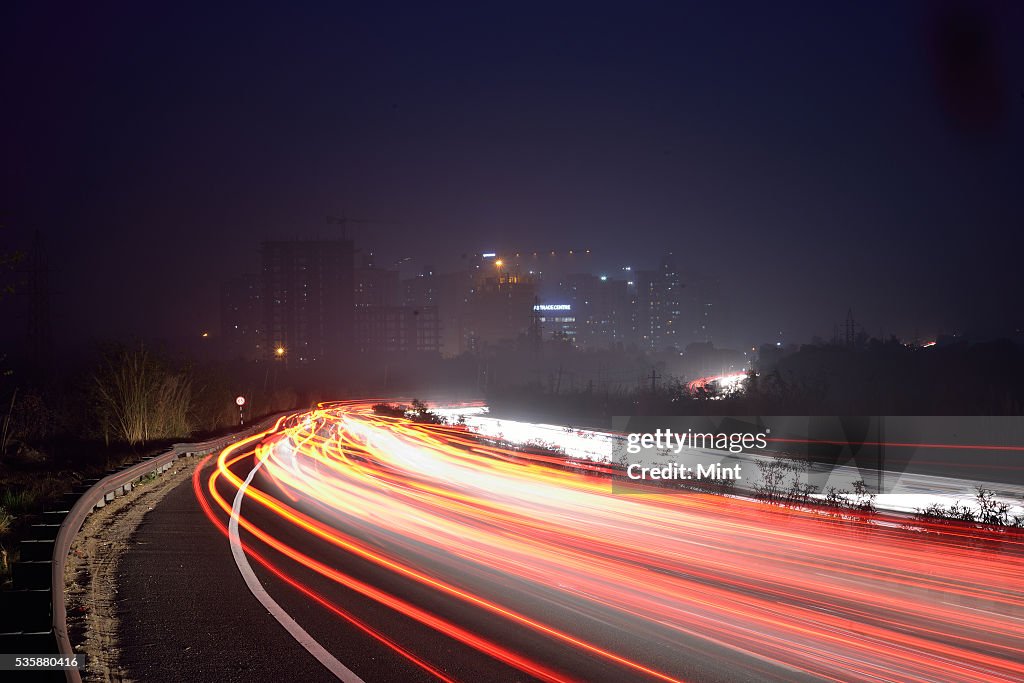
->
0;342;307;586
914;486;1024;529
92;346;194;446
752;456;877;513
372;399;447;425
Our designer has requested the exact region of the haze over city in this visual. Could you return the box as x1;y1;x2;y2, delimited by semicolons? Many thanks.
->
3;1;1022;351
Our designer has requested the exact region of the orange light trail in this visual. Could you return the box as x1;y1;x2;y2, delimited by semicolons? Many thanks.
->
196;402;1024;682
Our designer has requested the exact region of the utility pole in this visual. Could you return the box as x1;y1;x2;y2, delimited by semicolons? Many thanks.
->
650;367;660;394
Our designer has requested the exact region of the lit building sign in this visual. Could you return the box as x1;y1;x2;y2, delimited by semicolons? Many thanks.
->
482;252;497;258
534;304;571;311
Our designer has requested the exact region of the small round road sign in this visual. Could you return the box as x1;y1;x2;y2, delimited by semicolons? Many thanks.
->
235;396;246;406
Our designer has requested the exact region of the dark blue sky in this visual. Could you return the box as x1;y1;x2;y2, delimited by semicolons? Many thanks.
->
2;1;1022;348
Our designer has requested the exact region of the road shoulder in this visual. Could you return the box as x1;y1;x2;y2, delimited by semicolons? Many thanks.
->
65;455;203;681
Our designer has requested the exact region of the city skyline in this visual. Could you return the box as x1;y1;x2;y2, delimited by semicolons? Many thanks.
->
218;234;990;372
225;241;695;362
3;2;1022;351
3;225;1021;363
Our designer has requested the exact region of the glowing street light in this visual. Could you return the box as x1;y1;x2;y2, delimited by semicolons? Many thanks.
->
494;259;504;268
275;346;286;357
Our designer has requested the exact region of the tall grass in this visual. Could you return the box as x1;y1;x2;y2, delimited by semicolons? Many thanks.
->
0;542;15;583
0;507;12;536
93;346;194;445
0;489;39;515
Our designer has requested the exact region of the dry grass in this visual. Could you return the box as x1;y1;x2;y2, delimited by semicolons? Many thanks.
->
0;488;39;515
0;506;13;583
93;347;194;446
0;507;12;536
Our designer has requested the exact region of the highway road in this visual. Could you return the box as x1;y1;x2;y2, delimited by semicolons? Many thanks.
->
116;401;1024;682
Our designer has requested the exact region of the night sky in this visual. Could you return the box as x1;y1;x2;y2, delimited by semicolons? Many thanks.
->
2;1;1022;349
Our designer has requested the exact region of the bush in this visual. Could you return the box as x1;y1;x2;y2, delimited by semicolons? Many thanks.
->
372;403;407;418
372;400;446;424
754;457;792;501
850;480;877;513
915;487;1024;528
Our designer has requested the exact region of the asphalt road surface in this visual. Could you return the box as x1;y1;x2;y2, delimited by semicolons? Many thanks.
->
116;402;1024;683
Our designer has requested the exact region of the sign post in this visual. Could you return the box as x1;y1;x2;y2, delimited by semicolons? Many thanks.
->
236;395;246;425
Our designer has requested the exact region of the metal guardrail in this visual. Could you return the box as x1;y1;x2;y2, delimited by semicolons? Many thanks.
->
0;410;298;683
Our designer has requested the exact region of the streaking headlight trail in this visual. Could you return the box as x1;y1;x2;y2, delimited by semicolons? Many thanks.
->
196;402;1024;683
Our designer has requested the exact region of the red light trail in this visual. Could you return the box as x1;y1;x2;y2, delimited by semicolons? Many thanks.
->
196;402;1024;682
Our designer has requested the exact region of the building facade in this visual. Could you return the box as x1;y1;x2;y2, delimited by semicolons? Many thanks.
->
635;253;682;351
354;305;440;354
261;240;354;364
464;270;537;352
220;274;263;360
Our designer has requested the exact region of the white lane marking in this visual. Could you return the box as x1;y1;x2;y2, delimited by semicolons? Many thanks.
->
229;456;365;682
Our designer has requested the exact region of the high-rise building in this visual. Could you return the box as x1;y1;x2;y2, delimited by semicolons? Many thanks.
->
563;273;632;349
353;263;441;355
684;276;731;348
403;266;438;310
465;270;537;351
220;274;263;360
532;303;577;343
434;269;476;356
354;264;401;308
635;253;682;351
261;239;354;364
354;305;440;354
402;266;442;354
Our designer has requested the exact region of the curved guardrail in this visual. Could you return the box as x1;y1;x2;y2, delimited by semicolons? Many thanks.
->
0;410;299;683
